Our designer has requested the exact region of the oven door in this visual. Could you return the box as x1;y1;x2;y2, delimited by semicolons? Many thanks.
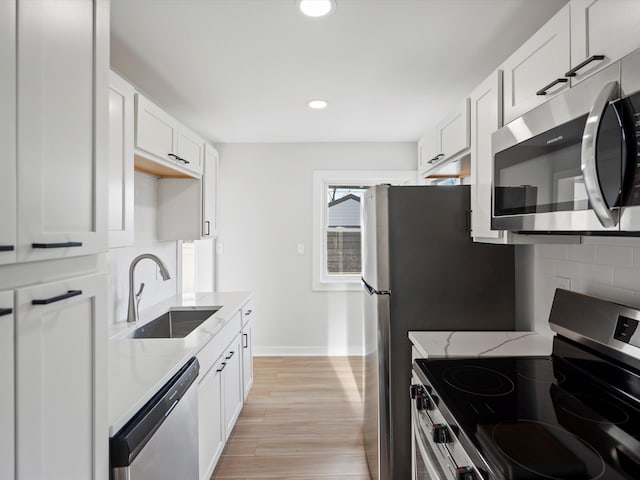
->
492;61;624;233
412;408;446;480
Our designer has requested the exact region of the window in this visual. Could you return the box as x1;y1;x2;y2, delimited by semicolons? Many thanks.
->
312;170;416;291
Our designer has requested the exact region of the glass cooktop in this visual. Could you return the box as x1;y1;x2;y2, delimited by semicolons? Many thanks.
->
415;344;640;480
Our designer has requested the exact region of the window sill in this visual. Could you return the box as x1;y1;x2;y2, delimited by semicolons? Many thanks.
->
312;279;363;292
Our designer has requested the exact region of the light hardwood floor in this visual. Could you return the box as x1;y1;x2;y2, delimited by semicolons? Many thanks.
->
213;356;370;480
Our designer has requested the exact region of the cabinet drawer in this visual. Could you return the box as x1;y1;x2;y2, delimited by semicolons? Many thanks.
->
196;310;242;376
241;299;254;327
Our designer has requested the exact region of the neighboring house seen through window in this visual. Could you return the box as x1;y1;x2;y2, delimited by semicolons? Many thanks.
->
312;170;415;291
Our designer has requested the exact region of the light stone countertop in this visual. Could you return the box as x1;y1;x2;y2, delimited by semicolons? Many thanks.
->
108;291;251;435
409;331;555;359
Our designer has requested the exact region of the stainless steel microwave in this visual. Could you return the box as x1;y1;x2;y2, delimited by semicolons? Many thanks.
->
491;48;640;234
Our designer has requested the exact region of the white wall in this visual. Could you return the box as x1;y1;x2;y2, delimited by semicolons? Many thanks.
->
106;171;178;325
519;237;640;333
217;143;416;355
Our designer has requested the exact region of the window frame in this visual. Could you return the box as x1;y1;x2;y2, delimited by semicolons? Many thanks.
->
312;170;416;291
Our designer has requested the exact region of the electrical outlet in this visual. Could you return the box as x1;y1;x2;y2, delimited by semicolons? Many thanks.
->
216;242;223;256
297;244;305;255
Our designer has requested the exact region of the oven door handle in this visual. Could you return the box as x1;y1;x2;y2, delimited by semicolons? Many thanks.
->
581;80;620;228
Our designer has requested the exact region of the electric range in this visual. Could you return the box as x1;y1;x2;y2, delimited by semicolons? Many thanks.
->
411;289;640;480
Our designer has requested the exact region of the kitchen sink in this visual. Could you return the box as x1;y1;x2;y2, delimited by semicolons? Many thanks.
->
127;308;219;339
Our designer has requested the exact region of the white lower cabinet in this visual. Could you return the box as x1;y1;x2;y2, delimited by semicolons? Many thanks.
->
241;319;254;401
15;273;107;480
222;334;244;436
0;290;14;480
198;358;225;480
196;303;253;479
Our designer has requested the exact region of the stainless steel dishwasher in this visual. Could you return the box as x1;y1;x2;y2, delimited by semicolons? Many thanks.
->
110;357;200;480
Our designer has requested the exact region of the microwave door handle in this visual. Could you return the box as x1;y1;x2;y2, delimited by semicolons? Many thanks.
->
581;80;620;228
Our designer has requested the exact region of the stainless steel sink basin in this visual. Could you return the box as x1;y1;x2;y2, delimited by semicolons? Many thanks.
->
128;308;219;339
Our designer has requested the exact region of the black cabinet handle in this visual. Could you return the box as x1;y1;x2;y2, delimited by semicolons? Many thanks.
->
204;221;211;236
167;153;191;166
216;362;227;372
536;78;568;96
225;351;235;360
0;308;13;317
243;333;248;348
565;55;605;77
32;290;82;305
245;309;252;316
427;153;445;165
0;245;14;252
32;242;83;249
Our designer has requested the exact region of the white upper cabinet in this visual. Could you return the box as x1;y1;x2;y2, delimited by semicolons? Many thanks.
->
502;4;570;124
0;290;14;480
15;273;107;480
202;144;219;238
0;0;16;265
419;99;470;177
470;71;505;242
135;94;203;178
569;0;640;85
437;98;470;161
417;129;438;172
108;71;135;248
177;125;204;177
17;0;108;263
135;94;179;163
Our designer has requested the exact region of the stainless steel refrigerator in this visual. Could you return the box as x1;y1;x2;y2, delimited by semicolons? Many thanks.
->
362;185;515;480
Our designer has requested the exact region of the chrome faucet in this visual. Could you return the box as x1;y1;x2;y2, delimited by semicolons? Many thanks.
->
127;254;171;323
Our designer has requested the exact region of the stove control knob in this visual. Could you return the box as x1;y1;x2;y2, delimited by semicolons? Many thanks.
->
416;396;432;411
432;424;452;444
455;467;476;480
410;384;423;399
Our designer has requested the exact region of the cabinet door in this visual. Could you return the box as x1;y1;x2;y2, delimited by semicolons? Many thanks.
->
0;290;14;480
470;71;504;242
570;0;640;85
17;0;108;262
177;125;204;177
135;94;179;164
16;273;108;480
202;144;219;238
0;0;16;265
198;359;224;480
502;4;570;124
437;98;470;160
241;320;254;401
108;71;135;248
222;334;244;438
417;129;439;173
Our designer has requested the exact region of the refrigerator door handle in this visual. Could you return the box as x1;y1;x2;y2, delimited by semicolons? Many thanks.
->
362;277;391;296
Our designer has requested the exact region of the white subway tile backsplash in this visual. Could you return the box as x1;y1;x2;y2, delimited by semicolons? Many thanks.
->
534;257;556;275
581;282;635;307
534;244;568;259
579;263;613;284
555;260;580;278
567;244;596;263
523;239;640;332
595;245;633;267
613;267;640;290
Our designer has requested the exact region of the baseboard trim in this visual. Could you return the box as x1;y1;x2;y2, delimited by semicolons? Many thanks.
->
253;346;363;356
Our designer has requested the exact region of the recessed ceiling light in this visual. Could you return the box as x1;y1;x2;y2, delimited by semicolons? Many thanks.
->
298;0;335;18
308;100;328;109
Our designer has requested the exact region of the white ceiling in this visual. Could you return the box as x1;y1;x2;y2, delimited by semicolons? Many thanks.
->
111;0;567;144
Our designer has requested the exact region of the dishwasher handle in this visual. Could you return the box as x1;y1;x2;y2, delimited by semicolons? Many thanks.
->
110;357;200;468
